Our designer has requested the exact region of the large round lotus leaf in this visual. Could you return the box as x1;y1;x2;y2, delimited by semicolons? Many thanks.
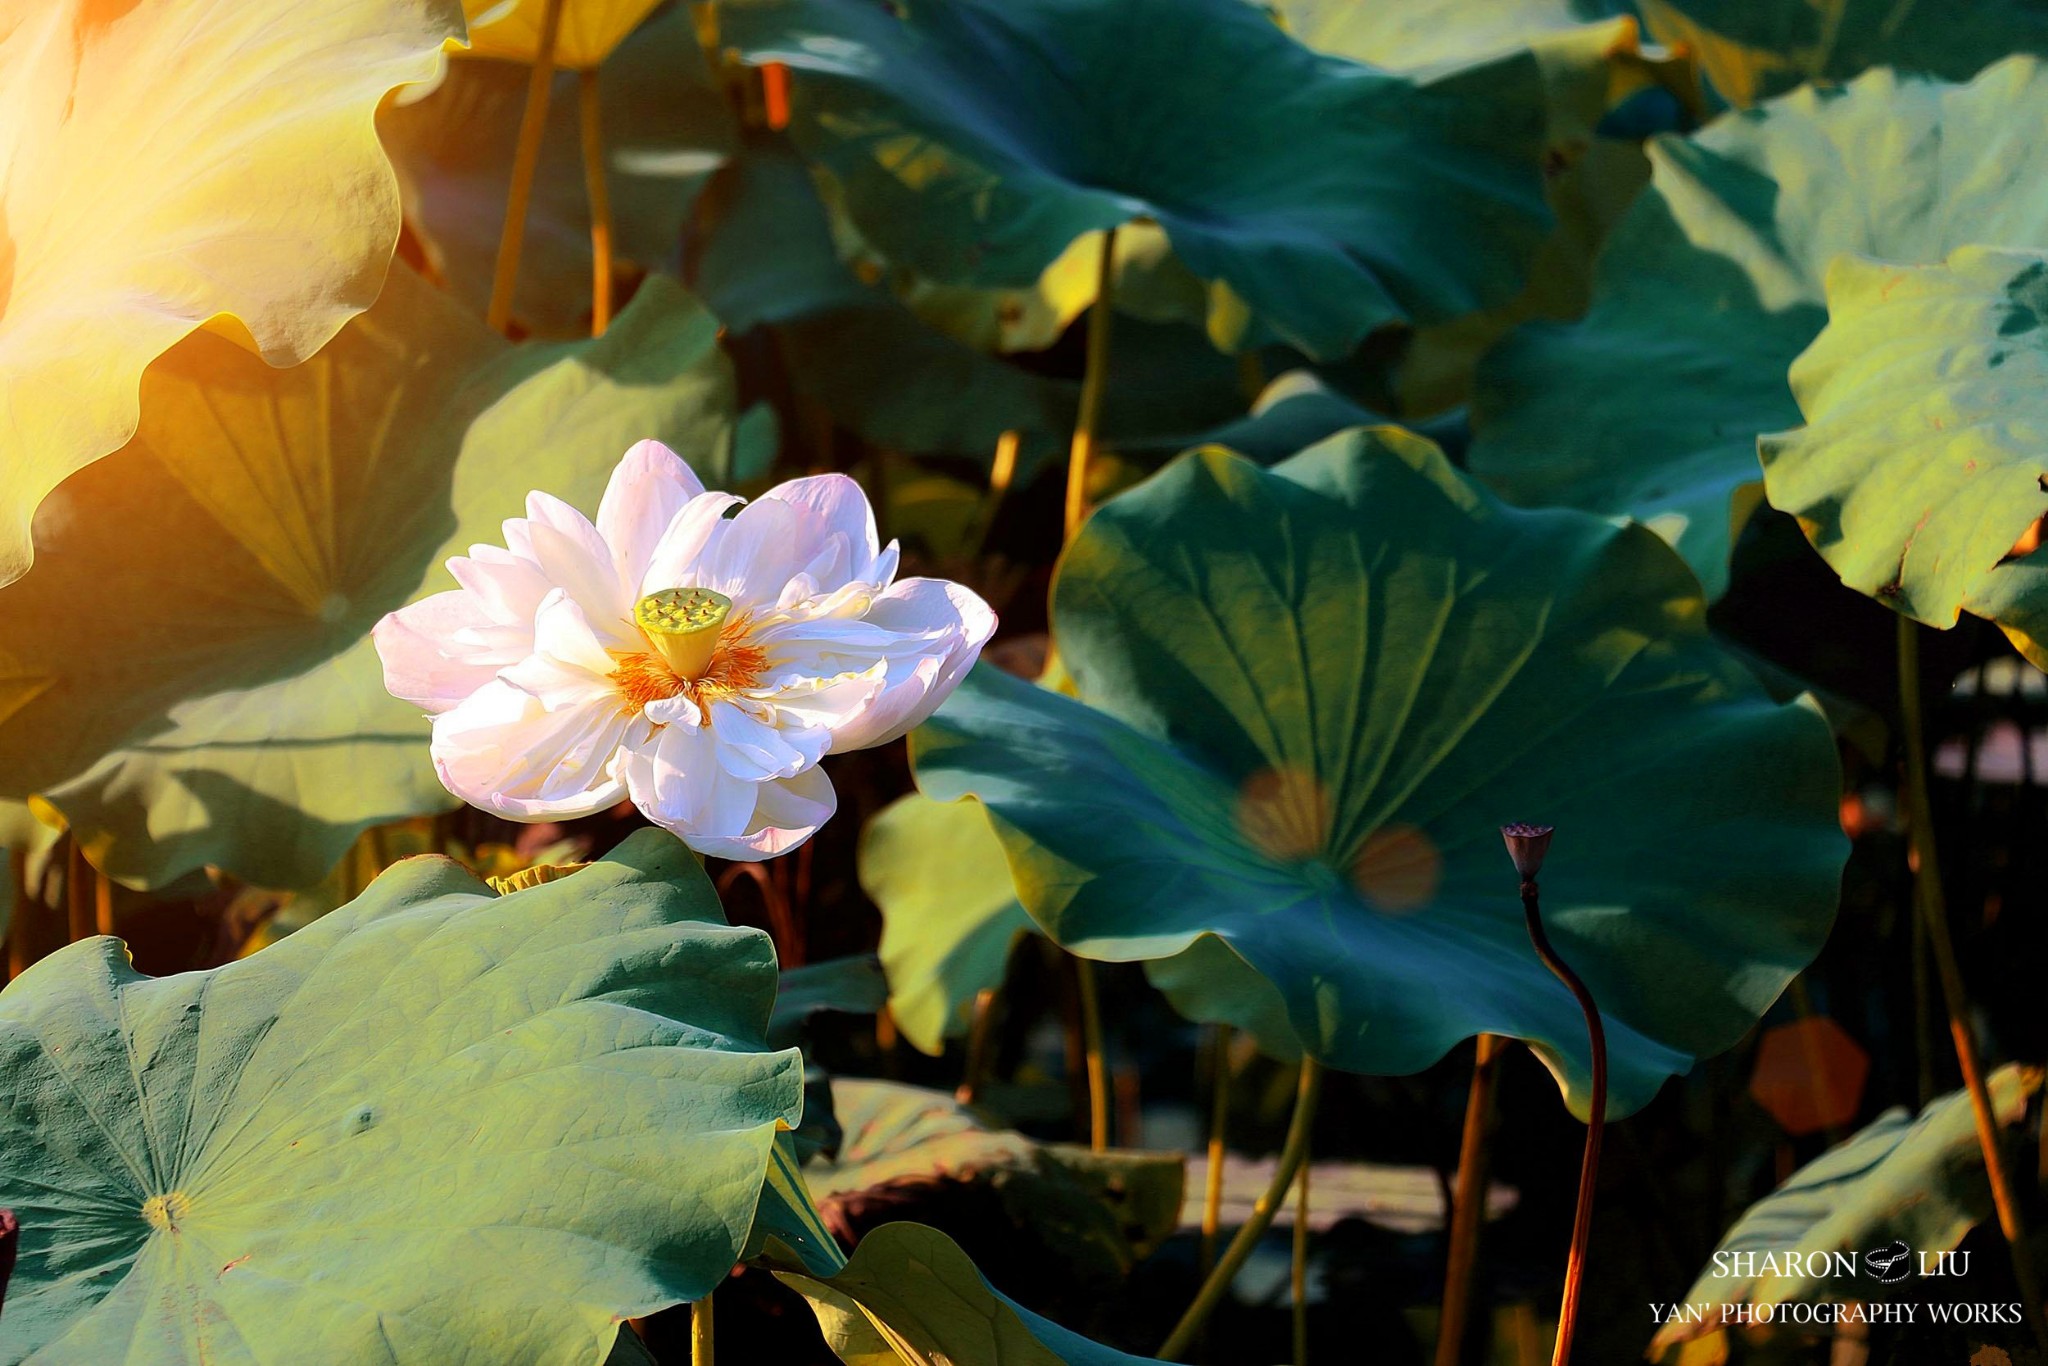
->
0;268;737;891
1470;58;2048;598
1272;2;1695;413
1635;0;2048;106
913;429;1845;1117
0;0;463;589
720;0;1552;361
860;794;1034;1056
1651;1065;2039;1352
384;10;736;336
459;0;664;68
780;1222;1170;1366
0;830;806;1365
1759;248;2048;666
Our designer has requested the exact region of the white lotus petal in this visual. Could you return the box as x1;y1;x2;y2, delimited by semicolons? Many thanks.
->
431;679;628;819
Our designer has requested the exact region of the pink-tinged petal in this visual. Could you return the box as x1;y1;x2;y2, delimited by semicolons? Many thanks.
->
498;589;624;708
685;766;838;861
755;662;890;735
829;578;997;750
761;473;884;585
640;491;744;597
621;718;760;843
374;590;502;714
695;496;813;610
707;698;832;781
448;543;553;628
523;501;637;645
597;441;707;592
430;679;628;820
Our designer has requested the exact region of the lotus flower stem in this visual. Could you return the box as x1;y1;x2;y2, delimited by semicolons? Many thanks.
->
1435;1032;1506;1366
5;848;27;979
692;1288;715;1366
1502;824;1602;1366
1897;617;2048;1352
577;69;613;338
1160;1055;1323;1360
1064;227;1119;541
1292;1154;1311;1366
65;842;94;943
954;987;999;1105
1197;1023;1234;1281
485;0;566;335
1074;956;1111;1151
971;430;1021;559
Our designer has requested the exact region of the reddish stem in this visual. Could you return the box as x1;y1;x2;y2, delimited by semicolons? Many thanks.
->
1521;878;1605;1366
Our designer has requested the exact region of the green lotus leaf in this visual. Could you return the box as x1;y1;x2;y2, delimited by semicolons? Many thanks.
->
0;269;737;891
1471;58;2048;598
1274;2;1696;412
860;793;1035;1056
1116;371;1432;468
721;0;1553;361
691;145;1077;475
0;830;806;1364
1636;0;2048;107
743;1128;852;1277
382;10;736;337
771;956;890;1049
780;1222;1171;1366
1759;247;2048;665
845;220;1209;357
913;428;1845;1117
1651;1065;2040;1352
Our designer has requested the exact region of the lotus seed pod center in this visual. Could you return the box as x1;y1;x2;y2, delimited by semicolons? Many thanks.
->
635;587;732;680
141;1190;192;1232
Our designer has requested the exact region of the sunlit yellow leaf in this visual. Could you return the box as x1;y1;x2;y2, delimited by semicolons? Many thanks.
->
0;0;464;588
461;0;667;68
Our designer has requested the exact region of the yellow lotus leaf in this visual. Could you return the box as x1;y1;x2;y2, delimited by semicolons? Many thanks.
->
0;265;740;890
0;0;462;592
460;0;668;68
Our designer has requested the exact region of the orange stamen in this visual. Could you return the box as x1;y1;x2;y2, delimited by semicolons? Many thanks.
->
608;615;768;721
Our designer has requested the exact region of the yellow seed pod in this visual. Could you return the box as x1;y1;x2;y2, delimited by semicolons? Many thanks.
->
634;587;731;679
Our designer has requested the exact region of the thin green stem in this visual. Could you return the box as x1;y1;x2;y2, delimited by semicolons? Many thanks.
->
1898;616;2048;1353
1064;227;1118;542
1198;1024;1233;1281
1074;956;1110;1152
578;68;613;337
692;1287;715;1366
1435;1033;1505;1366
5;846;30;980
955;987;999;1106
485;0;566;335
1521;881;1604;1366
65;841;93;944
1161;1056;1323;1360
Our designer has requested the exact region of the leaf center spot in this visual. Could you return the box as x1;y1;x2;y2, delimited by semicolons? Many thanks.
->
141;1190;191;1233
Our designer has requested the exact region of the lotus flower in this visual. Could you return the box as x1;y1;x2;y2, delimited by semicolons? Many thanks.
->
374;442;995;858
